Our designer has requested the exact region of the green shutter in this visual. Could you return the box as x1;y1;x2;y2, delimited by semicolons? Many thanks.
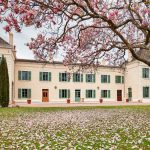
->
81;74;83;82
86;75;88;82
108;90;110;98
40;72;42;81
122;76;124;83
101;75;103;83
28;71;31;80
93;74;95;82
59;73;61;81
59;89;61;98
115;76;117;83
68;90;70;98
73;73;75;82
28;89;31;98
18;71;21;80
142;68;145;78
67;73;70;82
48;72;51;81
18;89;22;98
93;90;96;98
108;75;110;83
86;90;88;98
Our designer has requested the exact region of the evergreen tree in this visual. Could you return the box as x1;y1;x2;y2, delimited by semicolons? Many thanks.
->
0;55;9;107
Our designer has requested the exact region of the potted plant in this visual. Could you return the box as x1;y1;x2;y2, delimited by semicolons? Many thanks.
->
67;98;70;103
27;99;31;104
126;99;129;102
99;98;103;103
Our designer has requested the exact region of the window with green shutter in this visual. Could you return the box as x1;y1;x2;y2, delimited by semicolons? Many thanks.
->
115;76;124;83
59;73;70;82
18;71;31;80
86;90;96;98
86;74;96;82
101;75;110;83
18;89;31;99
39;72;51;81
73;73;83;82
143;87;149;98
59;89;70;98
101;90;111;98
142;68;149;78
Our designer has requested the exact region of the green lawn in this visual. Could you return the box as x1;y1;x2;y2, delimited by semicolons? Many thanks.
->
0;106;150;149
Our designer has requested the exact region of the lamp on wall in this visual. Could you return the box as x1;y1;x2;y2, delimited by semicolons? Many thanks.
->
97;86;100;90
54;86;57;89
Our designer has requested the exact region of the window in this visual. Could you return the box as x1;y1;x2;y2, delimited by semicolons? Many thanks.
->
115;76;124;83
86;90;96;98
142;68;149;78
73;73;83;82
18;71;31;80
18;89;31;98
143;87;149;98
101;75;110;83
39;72;51;81
86;74;95;82
59;89;70;98
59;73;70;82
101;90;110;98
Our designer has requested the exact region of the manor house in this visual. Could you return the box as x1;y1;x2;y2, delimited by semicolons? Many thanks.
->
0;33;150;103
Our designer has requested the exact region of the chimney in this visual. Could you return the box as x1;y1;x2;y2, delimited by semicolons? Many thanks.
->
9;32;13;46
128;50;133;62
13;45;17;59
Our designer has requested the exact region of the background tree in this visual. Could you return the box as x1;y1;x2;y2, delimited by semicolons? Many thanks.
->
0;0;149;68
0;55;9;107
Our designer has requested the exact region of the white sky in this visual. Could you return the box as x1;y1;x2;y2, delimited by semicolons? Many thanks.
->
0;24;38;59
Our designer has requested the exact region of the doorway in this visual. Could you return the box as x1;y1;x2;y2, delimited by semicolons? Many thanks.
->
117;90;122;101
128;88;132;101
42;89;49;102
75;90;81;102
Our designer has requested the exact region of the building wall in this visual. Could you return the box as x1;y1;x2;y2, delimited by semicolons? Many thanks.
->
14;61;125;102
125;61;150;102
0;47;15;102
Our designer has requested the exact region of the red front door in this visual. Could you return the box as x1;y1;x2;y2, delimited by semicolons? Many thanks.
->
117;90;122;101
42;89;49;102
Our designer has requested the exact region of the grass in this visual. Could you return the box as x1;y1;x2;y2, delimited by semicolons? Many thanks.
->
0;106;150;149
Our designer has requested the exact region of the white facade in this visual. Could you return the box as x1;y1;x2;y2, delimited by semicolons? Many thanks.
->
0;36;150;103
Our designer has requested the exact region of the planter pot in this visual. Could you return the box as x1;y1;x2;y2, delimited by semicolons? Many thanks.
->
99;99;103;103
27;99;31;104
67;99;70;104
126;99;129;102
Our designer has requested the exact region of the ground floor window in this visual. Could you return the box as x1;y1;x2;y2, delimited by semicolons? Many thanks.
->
18;89;31;98
101;90;110;98
59;89;70;98
86;90;96;98
143;87;149;98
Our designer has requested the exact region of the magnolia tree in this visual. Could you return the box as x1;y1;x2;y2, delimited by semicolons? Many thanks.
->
0;0;149;68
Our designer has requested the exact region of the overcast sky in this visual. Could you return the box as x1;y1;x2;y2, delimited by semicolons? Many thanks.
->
0;24;38;59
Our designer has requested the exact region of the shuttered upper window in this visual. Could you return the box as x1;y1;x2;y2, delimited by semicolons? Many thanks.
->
86;74;95;82
18;71;31;80
142;68;149;78
101;75;110;83
115;76;124;83
39;72;51;81
73;73;83;82
59;73;70;82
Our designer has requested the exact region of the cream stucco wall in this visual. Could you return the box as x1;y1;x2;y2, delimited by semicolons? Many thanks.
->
125;61;150;102
14;61;125;102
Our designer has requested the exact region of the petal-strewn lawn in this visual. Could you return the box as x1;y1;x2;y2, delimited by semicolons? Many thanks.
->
0;106;150;149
